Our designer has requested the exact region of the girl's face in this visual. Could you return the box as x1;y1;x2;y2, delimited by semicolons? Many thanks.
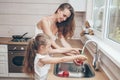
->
57;8;71;23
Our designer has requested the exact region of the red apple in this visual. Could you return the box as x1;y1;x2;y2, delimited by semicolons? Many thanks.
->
62;71;69;77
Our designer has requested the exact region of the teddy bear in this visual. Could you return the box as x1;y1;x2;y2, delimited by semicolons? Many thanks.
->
80;21;94;36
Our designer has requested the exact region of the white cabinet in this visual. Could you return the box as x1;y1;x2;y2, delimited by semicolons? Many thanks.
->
0;45;8;77
68;0;87;12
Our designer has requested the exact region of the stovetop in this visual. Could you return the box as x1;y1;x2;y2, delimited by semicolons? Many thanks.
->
11;37;31;42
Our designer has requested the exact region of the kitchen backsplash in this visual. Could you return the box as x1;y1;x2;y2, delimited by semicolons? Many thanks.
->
73;12;86;39
0;0;85;39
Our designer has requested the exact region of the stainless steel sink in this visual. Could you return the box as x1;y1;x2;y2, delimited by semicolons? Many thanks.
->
54;62;95;78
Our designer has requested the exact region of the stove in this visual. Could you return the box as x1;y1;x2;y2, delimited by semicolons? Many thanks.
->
11;37;31;42
8;44;27;73
8;37;31;77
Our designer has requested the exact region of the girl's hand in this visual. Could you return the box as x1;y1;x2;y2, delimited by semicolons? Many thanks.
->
78;55;87;61
74;55;88;66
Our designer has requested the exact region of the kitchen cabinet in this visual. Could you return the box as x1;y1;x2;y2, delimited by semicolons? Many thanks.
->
68;0;87;12
0;45;8;77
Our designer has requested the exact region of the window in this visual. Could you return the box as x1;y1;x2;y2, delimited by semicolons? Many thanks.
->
92;0;120;49
90;0;120;70
107;0;120;44
93;0;105;32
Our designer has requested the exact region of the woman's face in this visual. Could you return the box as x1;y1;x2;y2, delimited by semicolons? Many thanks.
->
57;8;71;23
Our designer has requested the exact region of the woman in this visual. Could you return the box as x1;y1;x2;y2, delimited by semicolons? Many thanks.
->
36;3;80;65
23;33;87;80
37;3;75;48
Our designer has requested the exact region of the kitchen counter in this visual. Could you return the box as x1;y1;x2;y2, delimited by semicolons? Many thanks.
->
0;38;109;80
47;40;109;80
0;37;28;45
47;58;109;80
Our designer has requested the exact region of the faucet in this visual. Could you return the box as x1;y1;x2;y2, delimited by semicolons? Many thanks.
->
81;40;100;71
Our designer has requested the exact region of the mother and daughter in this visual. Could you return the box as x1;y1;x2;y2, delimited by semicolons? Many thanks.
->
23;3;88;80
23;33;87;80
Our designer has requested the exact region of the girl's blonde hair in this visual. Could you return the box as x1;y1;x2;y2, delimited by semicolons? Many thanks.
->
23;33;50;76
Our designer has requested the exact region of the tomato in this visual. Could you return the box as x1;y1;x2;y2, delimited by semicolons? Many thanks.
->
62;71;69;77
77;60;83;65
58;74;63;77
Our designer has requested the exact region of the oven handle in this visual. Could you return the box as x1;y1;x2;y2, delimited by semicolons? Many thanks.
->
9;52;14;54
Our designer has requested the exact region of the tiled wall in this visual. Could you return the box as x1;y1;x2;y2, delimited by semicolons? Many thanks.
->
72;12;86;39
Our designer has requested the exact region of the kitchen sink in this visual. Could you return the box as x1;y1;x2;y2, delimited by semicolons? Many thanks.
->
53;62;95;78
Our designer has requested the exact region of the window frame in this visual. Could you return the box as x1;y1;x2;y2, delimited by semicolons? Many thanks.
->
104;0;120;51
92;0;107;39
92;0;120;51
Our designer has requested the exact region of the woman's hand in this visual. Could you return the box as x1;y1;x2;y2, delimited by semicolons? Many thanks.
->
71;48;82;54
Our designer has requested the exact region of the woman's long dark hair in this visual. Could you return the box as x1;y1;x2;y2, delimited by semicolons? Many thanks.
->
23;33;50;76
55;3;75;38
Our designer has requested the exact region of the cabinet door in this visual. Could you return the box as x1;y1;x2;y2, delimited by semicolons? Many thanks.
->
0;45;8;76
68;0;87;12
0;62;8;76
0;45;7;53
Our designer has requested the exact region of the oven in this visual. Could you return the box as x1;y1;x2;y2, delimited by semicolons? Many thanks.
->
8;44;27;73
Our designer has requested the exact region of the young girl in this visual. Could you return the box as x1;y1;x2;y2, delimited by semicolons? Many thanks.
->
23;33;87;80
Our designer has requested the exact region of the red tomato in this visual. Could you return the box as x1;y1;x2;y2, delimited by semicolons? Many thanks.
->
77;60;83;65
57;74;63;77
62;71;69;77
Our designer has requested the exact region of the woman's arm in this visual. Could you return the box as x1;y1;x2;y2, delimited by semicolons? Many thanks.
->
37;18;60;48
58;34;79;56
59;35;72;48
40;55;87;64
60;38;71;48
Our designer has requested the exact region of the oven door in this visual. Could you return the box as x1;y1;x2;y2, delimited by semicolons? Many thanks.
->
8;51;25;73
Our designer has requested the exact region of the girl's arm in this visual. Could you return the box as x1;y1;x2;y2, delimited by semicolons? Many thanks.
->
40;55;87;64
49;48;80;54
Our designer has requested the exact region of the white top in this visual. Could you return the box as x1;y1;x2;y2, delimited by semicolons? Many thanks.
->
34;54;50;80
35;27;57;41
35;27;44;35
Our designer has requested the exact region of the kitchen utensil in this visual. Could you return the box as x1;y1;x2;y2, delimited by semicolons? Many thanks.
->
12;32;28;39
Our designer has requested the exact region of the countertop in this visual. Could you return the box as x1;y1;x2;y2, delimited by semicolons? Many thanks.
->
0;37;28;45
47;54;109;80
0;37;109;80
48;40;109;80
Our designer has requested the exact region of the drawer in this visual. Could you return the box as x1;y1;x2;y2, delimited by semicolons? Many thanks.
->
0;54;7;61
0;45;7;52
